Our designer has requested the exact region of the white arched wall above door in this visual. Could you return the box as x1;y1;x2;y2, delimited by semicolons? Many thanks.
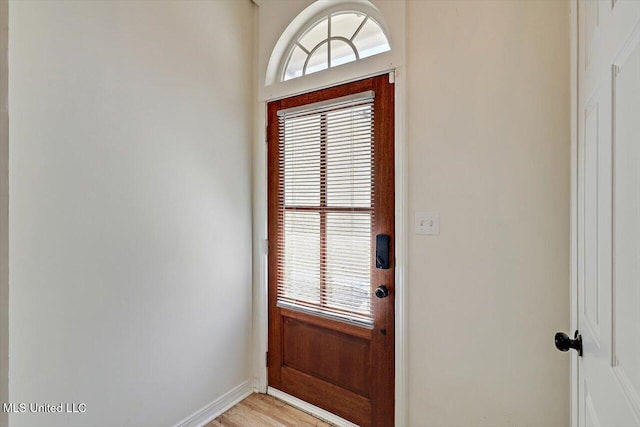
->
255;0;406;101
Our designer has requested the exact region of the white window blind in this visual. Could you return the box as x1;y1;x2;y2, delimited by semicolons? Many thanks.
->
276;91;375;327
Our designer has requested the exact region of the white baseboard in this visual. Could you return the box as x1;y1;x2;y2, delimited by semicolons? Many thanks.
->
174;380;253;427
267;386;359;427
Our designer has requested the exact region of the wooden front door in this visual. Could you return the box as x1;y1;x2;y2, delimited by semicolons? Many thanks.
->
267;74;395;427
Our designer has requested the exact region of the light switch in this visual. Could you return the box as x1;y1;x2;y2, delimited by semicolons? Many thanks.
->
415;211;439;235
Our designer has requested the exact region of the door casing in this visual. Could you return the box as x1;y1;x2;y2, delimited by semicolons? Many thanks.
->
253;69;409;426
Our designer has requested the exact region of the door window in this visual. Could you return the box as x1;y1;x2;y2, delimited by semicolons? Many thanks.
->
276;92;375;326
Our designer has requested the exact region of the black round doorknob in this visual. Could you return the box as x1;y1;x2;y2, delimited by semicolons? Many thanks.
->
374;285;389;299
555;331;582;357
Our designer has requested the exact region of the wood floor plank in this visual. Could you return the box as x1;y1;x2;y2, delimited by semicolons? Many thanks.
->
207;393;334;427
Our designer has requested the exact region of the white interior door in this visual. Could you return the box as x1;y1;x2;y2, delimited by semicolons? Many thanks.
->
574;0;640;425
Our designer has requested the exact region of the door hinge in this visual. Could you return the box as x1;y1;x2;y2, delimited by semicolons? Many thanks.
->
264;238;269;255
265;126;269;144
266;351;269;366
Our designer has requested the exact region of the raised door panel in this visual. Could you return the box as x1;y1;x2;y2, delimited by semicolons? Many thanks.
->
282;316;372;396
582;98;601;344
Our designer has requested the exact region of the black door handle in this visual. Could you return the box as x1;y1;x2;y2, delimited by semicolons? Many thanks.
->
374;285;389;299
554;330;582;357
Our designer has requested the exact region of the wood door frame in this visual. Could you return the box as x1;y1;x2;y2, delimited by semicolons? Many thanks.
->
253;69;409;426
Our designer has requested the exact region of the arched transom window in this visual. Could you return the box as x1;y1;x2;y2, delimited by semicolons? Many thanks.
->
282;11;391;81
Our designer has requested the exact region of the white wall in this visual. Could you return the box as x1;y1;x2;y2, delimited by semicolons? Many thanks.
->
0;1;8;426
8;1;254;426
256;0;571;425
407;1;570;425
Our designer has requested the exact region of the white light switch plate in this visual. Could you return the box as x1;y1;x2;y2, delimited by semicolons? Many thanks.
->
415;211;439;235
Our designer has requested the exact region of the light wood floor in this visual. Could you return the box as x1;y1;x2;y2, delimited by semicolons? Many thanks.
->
207;393;334;427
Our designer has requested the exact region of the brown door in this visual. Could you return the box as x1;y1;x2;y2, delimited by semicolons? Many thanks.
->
267;74;394;427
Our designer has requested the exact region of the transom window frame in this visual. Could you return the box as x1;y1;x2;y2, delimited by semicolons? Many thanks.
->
279;5;392;82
